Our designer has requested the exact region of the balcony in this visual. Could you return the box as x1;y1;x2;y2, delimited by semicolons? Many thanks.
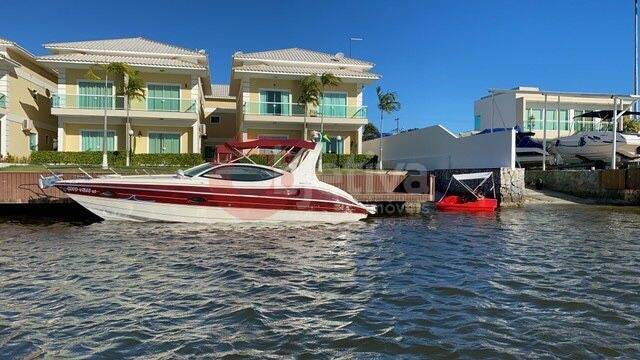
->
242;101;368;127
51;94;197;119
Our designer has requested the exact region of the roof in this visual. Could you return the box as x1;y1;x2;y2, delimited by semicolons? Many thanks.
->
234;63;379;80
210;84;232;98
37;53;207;70
481;87;638;100
44;37;204;57
0;37;13;46
234;48;372;67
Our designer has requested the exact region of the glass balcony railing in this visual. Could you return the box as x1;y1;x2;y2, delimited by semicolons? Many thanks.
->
51;94;196;113
243;101;368;119
0;93;6;108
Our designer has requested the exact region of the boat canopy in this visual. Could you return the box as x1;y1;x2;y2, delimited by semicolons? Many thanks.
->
452;172;493;181
224;139;316;151
574;110;640;120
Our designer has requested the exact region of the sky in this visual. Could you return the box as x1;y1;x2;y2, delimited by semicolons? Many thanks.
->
2;0;637;133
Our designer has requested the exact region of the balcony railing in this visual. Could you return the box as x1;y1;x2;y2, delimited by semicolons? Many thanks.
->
243;101;367;119
0;93;6;108
51;94;196;113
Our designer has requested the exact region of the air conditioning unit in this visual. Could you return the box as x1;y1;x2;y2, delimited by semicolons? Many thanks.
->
22;119;34;132
199;123;207;136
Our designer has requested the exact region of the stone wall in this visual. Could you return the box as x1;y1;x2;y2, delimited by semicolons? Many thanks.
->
428;168;525;207
525;169;640;204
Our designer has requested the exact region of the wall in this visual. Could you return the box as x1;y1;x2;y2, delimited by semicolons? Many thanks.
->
63;123;126;151
525;169;640;204
362;125;515;170
474;92;517;130
247;78;360;108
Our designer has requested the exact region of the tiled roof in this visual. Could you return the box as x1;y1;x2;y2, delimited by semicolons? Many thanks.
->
234;48;372;67
234;64;380;80
44;37;204;56
37;53;207;70
0;37;14;46
210;84;232;98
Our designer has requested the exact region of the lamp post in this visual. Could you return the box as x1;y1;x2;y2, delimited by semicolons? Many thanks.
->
127;129;134;166
349;37;363;57
102;73;109;169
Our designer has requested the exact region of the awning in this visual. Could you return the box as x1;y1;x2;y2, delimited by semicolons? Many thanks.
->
452;172;493;181
574;110;640;120
224;139;316;150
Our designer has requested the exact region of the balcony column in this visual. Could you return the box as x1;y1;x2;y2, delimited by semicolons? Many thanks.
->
357;125;363;154
192;120;200;154
0;115;7;157
57;118;65;152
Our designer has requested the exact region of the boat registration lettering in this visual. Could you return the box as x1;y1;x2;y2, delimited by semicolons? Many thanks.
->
65;186;97;194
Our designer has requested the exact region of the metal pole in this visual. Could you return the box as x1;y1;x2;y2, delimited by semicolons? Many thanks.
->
378;112;383;170
542;94;547;171
635;0;638;113
102;72;109;169
557;96;561;139
395;117;399;134
612;97;618;169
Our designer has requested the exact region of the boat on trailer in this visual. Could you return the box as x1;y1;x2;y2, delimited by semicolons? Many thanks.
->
435;172;498;212
39;139;376;223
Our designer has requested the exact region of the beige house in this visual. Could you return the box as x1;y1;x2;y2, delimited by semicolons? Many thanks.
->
229;48;379;154
474;86;632;140
202;84;237;158
37;37;210;154
0;37;58;159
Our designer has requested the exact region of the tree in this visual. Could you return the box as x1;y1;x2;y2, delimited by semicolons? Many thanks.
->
298;76;320;140
624;118;640;133
376;86;401;169
363;123;381;141
86;62;134;169
318;72;341;136
123;70;146;166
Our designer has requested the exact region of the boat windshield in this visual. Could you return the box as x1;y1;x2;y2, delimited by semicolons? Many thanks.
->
180;163;216;177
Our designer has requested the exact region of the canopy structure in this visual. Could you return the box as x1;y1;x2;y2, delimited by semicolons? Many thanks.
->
574;110;640;120
224;139;316;151
441;172;496;201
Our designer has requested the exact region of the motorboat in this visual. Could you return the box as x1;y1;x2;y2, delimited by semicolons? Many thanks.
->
549;110;640;164
476;127;549;166
435;172;498;212
549;131;640;164
39;139;376;223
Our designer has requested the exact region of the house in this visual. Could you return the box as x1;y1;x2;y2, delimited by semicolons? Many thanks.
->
37;37;210;154
474;86;631;139
229;48;379;154
0;37;58;159
202;84;237;158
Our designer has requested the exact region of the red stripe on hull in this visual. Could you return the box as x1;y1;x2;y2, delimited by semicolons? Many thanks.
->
55;183;368;215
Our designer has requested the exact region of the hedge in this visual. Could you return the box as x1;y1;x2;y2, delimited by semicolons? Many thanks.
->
30;151;203;167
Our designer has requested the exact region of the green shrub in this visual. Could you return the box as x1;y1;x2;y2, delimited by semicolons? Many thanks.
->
30;151;203;167
322;154;376;169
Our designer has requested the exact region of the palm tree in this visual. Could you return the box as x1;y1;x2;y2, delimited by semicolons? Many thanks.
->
318;72;341;136
123;70;146;166
298;76;320;140
376;86;401;170
86;62;133;169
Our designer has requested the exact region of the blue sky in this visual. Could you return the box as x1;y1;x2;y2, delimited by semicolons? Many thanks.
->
2;0;636;132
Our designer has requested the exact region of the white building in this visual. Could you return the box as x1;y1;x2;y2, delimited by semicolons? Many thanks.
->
474;86;631;140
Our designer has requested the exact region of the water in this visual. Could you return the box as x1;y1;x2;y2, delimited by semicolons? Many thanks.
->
1;205;640;359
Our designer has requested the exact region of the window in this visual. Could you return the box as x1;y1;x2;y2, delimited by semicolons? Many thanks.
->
320;92;347;118
81;130;115;151
259;90;290;115
202;165;283;182
474;115;482;130
78;81;113;109
29;133;38;152
526;108;543;131
149;133;180;154
574;110;594;132
210;116;221;124
323;136;344;154
148;84;180;111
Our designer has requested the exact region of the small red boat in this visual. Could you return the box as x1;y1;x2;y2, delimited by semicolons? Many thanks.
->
435;172;498;212
435;195;498;212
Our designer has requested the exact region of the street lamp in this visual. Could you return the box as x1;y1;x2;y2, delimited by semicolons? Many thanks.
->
127;129;134;166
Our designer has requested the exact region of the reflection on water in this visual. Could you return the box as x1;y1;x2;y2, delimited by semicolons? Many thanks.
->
1;205;640;358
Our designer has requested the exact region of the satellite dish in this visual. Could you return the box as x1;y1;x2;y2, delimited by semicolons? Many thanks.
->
333;52;344;61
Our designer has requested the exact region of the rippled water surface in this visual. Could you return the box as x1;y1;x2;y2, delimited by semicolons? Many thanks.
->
1;205;640;358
